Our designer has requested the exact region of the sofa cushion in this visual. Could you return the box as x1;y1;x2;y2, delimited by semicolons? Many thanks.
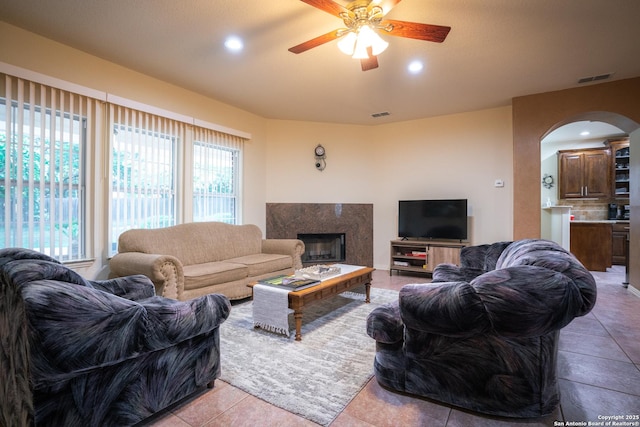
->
227;253;293;276
183;262;248;290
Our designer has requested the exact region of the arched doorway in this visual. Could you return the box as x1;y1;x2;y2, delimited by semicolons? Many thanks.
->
512;76;640;291
539;118;626;251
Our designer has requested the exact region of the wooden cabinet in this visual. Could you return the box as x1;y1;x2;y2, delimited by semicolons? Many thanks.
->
608;138;630;198
612;222;629;265
570;222;612;271
390;240;464;275
558;148;611;199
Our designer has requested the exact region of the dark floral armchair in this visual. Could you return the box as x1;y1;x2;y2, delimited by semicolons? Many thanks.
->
367;239;597;418
0;248;231;426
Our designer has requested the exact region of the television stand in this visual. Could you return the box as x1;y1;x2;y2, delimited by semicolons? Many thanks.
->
389;240;466;276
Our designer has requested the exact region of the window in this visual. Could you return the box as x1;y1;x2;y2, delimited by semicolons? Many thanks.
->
109;105;183;254
1;68;249;260
0;75;93;261
192;128;242;224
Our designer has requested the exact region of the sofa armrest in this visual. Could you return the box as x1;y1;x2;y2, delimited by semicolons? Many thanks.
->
262;239;305;270
399;282;491;338
366;302;404;344
91;274;155;300
142;293;232;349
109;252;184;300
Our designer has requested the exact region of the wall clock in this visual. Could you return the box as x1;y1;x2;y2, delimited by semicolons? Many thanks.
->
314;144;326;171
542;174;554;189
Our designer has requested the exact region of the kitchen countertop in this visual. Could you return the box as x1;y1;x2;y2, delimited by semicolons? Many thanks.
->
571;220;629;224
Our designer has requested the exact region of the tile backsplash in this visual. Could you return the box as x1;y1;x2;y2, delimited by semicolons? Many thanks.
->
558;199;625;221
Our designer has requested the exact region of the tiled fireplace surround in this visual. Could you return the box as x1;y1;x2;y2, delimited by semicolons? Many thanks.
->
266;203;374;267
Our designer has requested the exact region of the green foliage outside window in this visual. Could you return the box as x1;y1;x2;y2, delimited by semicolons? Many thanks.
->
0;127;83;256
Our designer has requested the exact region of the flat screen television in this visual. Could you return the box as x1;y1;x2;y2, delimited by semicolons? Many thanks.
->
398;199;468;241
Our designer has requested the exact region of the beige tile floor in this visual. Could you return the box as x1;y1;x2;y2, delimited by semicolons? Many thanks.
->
143;266;640;427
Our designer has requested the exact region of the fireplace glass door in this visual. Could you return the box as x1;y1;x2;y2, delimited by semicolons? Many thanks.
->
297;233;346;265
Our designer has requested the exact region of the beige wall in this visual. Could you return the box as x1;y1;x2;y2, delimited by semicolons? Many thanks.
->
5;22;637;281
1;22;514;274
266;107;514;269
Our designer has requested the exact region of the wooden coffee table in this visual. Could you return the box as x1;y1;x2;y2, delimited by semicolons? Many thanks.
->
249;266;374;341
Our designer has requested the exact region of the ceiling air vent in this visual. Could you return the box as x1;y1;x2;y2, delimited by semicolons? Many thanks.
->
578;73;613;84
371;112;390;118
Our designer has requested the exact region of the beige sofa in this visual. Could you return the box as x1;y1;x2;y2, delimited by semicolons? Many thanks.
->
109;222;305;301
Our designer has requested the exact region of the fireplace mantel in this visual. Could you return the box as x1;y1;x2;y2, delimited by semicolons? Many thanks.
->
266;203;373;267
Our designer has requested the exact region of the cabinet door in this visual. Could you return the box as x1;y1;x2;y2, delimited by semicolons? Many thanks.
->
558;149;611;199
559;152;584;198
430;246;462;267
570;222;612;271
612;231;627;265
583;149;611;198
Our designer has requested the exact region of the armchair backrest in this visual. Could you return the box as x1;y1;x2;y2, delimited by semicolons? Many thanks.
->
459;241;512;271
471;265;588;337
401;239;597;339
494;238;597;316
0;247;61;266
3;259;93;289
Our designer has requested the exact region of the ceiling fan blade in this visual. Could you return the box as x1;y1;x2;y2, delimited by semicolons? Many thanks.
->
360;47;379;71
288;29;342;54
383;19;451;43
299;0;348;17
377;0;403;15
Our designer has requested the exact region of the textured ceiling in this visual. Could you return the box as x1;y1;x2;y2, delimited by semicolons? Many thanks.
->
1;0;640;127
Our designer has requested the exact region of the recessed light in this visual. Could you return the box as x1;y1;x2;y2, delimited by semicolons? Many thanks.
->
580;131;590;136
408;60;424;74
224;36;243;52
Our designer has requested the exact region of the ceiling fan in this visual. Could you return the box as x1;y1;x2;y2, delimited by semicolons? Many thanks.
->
288;0;451;71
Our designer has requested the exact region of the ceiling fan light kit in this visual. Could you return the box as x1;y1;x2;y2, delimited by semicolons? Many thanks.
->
337;3;389;58
337;32;358;55
289;0;451;71
352;26;389;58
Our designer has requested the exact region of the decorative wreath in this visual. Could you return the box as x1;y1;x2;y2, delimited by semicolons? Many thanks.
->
542;174;554;189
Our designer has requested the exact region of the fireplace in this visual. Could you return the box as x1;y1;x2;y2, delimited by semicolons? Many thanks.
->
298;233;346;265
266;203;373;267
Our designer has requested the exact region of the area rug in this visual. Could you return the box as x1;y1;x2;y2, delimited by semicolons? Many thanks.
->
218;286;399;426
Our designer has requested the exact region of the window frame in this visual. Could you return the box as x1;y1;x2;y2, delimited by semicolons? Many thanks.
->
108;105;183;255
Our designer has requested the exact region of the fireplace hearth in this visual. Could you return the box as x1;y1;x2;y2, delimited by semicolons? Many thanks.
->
298;233;345;265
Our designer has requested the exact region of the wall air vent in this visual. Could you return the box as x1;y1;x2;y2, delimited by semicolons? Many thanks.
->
578;73;613;84
371;111;390;118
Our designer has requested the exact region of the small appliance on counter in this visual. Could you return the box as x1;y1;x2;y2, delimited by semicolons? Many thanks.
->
609;203;630;220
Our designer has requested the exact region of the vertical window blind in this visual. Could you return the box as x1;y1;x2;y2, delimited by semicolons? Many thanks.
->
0;73;97;261
192;127;242;224
108;104;183;254
1;68;248;260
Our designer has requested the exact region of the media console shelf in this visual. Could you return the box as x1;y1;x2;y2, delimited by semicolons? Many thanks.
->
390;240;466;276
